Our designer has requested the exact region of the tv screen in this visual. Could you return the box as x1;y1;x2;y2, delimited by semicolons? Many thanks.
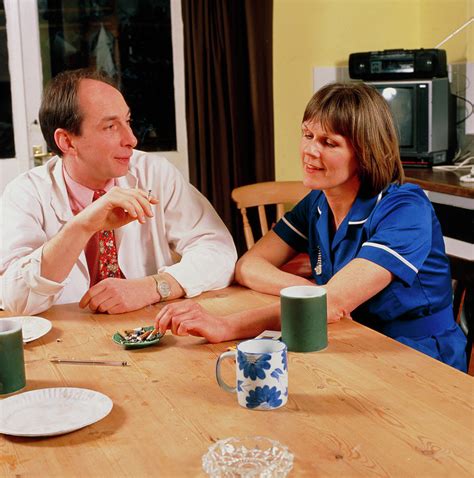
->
374;86;413;148
367;78;454;166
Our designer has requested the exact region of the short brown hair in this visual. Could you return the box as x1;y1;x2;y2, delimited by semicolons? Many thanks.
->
39;68;118;157
303;82;404;197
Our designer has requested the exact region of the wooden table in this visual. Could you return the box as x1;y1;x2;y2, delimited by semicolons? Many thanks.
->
1;286;473;477
405;168;474;199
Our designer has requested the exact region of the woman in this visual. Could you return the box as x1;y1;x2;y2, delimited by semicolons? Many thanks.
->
154;82;467;372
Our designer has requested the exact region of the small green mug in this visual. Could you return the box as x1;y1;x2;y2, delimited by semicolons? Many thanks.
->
0;319;26;395
280;285;328;353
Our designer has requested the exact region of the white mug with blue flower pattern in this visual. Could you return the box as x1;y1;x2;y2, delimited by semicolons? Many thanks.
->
216;339;288;410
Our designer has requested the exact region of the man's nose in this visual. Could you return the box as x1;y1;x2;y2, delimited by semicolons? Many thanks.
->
122;124;138;148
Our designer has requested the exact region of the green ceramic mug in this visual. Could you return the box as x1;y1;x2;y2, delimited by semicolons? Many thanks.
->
0;319;26;395
280;285;328;353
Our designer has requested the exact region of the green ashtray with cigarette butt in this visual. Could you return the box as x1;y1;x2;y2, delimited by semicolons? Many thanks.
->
113;326;163;349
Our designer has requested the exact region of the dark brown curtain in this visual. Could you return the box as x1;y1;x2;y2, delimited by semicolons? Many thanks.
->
182;0;274;254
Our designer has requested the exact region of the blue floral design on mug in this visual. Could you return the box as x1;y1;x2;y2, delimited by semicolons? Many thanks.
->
271;368;284;382
237;351;271;380
281;350;288;371
216;339;288;411
246;385;282;409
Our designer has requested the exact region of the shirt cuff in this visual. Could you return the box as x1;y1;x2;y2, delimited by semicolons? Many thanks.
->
159;261;232;298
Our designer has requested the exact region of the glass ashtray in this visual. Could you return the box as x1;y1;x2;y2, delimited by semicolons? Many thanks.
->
202;436;294;478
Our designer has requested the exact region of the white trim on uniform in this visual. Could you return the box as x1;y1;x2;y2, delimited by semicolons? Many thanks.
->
362;241;419;273
348;191;384;225
281;217;308;241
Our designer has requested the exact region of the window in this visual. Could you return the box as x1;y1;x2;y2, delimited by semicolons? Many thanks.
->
0;0;14;158
38;0;177;152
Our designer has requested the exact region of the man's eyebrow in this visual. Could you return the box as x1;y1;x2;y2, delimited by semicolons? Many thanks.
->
99;110;131;122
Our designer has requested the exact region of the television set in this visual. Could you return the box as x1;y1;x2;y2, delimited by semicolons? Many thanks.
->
367;78;456;167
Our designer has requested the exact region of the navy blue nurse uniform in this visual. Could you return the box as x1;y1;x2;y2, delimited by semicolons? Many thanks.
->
273;183;467;372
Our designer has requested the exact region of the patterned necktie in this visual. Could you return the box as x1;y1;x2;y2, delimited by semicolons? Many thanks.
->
93;190;124;281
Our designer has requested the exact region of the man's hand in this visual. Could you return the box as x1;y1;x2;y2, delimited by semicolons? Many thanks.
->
154;299;231;343
79;277;157;314
40;188;158;285
75;187;158;234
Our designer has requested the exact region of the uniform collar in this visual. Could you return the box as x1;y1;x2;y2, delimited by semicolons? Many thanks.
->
314;189;383;224
347;190;384;225
315;189;384;251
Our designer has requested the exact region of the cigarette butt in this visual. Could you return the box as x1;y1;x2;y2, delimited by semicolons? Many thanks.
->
138;330;152;341
226;345;237;351
146;328;159;341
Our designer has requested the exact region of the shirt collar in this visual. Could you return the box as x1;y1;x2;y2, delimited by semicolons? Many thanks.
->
62;164;115;213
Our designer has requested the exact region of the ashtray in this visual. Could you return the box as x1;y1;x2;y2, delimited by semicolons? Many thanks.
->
112;326;163;349
202;436;294;478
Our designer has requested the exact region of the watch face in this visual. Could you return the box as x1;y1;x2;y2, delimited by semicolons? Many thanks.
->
159;281;171;298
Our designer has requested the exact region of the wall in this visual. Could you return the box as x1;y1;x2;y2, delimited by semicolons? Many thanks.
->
420;0;473;62
273;0;474;180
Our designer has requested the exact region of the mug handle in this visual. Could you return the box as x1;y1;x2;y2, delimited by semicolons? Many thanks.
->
215;350;236;393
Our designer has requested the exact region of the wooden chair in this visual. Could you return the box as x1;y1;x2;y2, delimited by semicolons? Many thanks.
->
231;181;310;250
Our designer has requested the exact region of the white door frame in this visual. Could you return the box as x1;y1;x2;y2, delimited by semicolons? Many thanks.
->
1;0;188;193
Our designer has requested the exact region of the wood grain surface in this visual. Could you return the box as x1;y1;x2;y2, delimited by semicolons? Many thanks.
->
405;169;474;198
1;286;473;477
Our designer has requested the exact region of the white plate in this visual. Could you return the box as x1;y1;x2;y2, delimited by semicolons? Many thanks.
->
0;387;113;437
8;316;52;343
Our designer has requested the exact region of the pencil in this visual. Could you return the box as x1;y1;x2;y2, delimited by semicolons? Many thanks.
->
50;358;128;366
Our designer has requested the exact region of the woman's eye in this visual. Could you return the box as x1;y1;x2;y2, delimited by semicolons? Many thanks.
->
325;140;336;147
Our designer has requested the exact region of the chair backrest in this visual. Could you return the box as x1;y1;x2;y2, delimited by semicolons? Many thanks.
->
231;181;310;250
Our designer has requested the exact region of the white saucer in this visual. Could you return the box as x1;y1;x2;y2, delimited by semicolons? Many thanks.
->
8;316;52;343
0;387;113;437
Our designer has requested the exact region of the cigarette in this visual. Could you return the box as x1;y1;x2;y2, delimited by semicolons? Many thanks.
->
138;330;152;341
147;328;160;341
50;358;128;366
147;189;152;200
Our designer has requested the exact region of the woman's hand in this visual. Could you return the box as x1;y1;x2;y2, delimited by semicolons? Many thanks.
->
154;300;232;343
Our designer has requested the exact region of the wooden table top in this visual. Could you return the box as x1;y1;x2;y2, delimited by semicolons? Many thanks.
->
1;286;473;477
404;168;474;199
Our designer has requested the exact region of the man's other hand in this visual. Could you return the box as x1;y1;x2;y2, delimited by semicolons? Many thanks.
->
79;277;156;314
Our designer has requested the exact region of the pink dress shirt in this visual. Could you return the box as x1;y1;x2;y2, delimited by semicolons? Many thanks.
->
62;166;115;286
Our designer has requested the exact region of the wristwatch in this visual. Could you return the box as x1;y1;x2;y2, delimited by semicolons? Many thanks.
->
153;274;171;301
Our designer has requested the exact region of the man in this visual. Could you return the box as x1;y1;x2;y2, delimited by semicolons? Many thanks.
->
0;68;237;315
